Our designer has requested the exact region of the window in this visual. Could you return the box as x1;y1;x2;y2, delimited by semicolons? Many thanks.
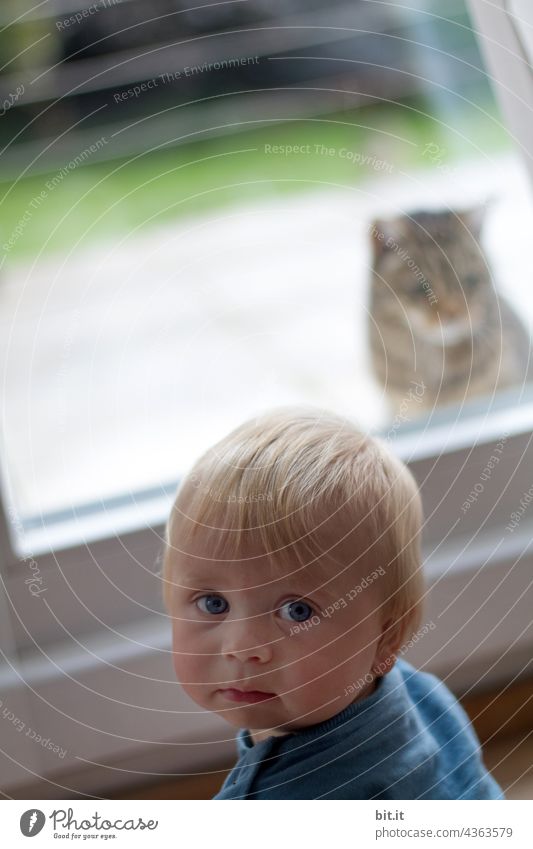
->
1;0;532;795
2;0;526;531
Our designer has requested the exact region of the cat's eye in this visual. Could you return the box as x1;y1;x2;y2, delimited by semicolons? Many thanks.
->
463;274;478;289
196;594;228;615
279;599;314;622
410;281;429;297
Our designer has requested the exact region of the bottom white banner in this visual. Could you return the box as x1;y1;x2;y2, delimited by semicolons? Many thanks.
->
1;800;531;848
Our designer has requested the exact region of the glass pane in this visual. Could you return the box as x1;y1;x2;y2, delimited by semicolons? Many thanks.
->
1;0;531;533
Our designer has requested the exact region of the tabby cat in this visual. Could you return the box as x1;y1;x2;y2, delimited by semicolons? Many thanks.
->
368;207;532;410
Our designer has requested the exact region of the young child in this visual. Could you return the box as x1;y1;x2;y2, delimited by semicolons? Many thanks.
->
162;407;504;800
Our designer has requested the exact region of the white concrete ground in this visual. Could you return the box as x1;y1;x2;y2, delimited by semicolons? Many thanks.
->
2;150;533;518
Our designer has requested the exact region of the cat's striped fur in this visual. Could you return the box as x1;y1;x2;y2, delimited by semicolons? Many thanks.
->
368;208;532;409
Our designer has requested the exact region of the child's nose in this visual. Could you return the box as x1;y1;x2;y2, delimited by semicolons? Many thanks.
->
221;619;278;663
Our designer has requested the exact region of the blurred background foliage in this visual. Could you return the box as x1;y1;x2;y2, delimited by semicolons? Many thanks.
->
0;0;509;260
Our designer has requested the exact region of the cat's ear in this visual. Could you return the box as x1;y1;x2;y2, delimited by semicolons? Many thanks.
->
457;200;493;239
369;217;398;256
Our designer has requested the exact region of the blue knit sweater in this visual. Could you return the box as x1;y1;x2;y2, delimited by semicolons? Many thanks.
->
213;659;504;800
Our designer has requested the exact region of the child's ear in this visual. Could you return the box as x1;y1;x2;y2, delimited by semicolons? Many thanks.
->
371;618;402;676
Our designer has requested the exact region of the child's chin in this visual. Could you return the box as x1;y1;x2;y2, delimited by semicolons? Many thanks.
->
214;701;279;723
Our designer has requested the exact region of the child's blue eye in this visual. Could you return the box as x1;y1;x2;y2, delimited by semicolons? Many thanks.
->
280;600;314;622
196;594;228;615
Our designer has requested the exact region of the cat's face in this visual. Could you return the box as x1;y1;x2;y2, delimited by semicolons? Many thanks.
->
370;208;494;344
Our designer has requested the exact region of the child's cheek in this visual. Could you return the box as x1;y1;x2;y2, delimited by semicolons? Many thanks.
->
292;632;345;677
171;620;213;684
172;644;207;694
172;640;185;681
171;621;194;682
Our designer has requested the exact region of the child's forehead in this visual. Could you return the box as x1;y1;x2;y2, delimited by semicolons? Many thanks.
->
168;541;366;602
166;509;379;592
171;549;318;590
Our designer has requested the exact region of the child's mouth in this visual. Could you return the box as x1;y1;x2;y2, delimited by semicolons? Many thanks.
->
218;689;276;703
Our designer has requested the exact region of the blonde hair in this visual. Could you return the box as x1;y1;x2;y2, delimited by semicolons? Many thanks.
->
162;406;425;650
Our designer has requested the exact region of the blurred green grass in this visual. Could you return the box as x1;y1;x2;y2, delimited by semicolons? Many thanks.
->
0;98;510;262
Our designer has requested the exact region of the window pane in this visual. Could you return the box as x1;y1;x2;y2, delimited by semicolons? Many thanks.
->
1;0;531;535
